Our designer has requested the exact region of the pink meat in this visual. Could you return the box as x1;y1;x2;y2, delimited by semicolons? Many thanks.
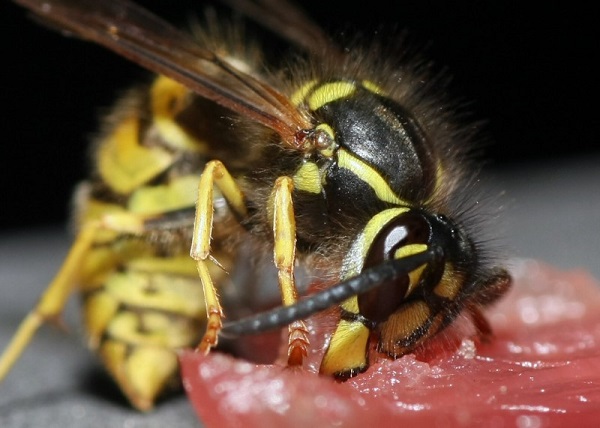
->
180;260;600;427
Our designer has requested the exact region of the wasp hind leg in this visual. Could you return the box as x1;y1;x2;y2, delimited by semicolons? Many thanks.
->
0;212;147;383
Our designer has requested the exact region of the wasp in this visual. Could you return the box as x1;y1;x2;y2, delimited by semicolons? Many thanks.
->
2;0;511;411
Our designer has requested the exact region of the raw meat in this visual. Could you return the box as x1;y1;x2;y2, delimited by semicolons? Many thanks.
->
181;260;600;427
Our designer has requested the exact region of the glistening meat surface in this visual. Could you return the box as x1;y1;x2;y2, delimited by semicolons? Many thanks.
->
181;260;600;427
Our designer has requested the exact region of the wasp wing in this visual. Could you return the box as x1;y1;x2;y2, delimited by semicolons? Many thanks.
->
14;0;311;148
221;0;341;57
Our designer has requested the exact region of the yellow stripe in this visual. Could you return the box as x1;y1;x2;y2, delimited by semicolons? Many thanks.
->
104;270;204;318
290;80;319;106
394;243;428;296
150;76;205;152
337;149;406;205
127;255;198;277
394;243;428;259
97;116;174;194
127;175;200;215
307;81;356;110
320;318;370;376
361;80;385;95
78;199;126;227
341;207;411;278
292;161;322;194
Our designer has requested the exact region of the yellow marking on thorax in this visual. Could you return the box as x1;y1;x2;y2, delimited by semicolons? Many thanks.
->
337;149;407;205
361;80;385;95
150;76;206;152
293;161;322;194
290;80;319;106
127;175;200;215
97;115;174;194
307;81;357;111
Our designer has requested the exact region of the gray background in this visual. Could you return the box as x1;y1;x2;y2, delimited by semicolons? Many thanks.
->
1;155;599;427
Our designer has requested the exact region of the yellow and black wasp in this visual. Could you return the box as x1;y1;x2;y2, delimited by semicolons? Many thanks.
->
2;0;511;411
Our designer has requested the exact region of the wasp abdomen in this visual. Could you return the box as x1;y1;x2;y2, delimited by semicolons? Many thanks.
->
69;75;237;408
82;254;204;410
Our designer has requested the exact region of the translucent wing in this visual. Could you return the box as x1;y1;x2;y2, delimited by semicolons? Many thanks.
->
221;0;341;56
14;0;312;148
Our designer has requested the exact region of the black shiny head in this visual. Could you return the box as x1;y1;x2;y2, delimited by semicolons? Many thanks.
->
218;206;482;338
356;209;476;325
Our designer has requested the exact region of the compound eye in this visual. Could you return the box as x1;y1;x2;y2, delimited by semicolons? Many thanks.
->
358;211;431;322
364;211;431;268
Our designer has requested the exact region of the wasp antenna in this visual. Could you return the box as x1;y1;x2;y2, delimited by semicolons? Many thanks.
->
220;248;440;337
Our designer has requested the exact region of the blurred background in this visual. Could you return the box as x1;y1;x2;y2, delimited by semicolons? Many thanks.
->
1;0;598;258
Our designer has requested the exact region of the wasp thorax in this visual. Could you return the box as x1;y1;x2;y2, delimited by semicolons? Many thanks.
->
312;86;437;204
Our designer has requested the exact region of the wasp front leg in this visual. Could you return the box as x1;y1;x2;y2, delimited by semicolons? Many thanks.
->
190;160;247;353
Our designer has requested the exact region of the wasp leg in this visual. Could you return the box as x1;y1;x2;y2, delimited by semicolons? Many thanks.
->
0;212;146;382
190;160;247;354
271;176;309;366
466;304;493;342
466;269;512;343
